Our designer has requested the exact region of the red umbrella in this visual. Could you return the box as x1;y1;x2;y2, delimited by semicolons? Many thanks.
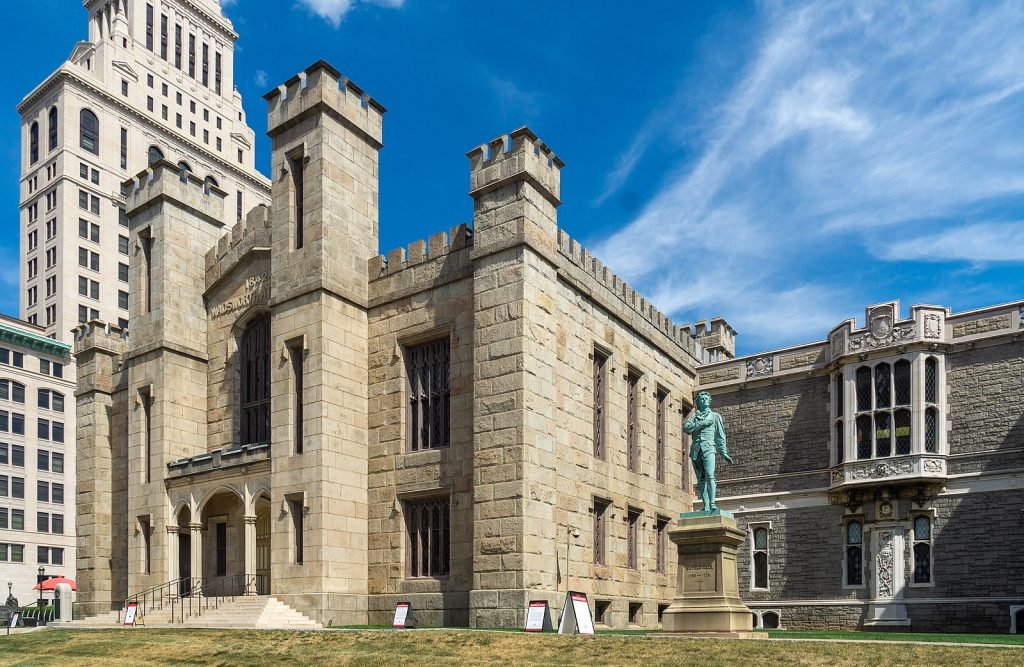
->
32;577;77;591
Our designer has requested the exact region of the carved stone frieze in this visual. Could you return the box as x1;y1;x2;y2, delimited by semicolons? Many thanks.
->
876;530;894;599
849;459;914;480
847;326;915;352
745;356;774;378
922;459;943;473
923;313;942;340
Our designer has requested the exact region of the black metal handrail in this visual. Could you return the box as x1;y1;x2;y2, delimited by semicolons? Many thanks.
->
119;576;195;624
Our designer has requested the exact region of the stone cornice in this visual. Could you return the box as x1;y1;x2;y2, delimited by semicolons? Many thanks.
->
82;0;238;41
18;65;269;194
0;321;71;359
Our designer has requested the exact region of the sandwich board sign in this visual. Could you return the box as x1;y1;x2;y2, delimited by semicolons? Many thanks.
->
557;591;594;635
524;600;552;632
392;601;412;628
7;611;20;634
123;602;140;627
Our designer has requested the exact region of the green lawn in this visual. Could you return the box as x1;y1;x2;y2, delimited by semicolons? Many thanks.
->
766;630;1024;645
0;629;1021;666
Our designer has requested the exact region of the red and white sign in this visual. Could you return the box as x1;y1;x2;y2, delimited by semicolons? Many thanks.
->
123;602;139;627
525;600;550;632
557;591;595;635
392;602;411;628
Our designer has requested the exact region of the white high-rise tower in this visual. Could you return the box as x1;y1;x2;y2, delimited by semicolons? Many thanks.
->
18;0;270;341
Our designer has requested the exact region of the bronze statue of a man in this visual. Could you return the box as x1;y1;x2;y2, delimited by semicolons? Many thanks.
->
684;391;733;512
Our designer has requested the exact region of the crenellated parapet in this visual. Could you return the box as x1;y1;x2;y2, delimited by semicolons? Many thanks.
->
264;60;385;148
556;229;707;362
205;204;271;288
123;159;228;227
73;320;128;397
467;127;563;207
367;224;474;305
73;319;128;356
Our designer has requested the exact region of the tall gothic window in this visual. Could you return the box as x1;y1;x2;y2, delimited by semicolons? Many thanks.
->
912;515;933;584
627;369;641;472
752;525;769;589
406;338;450;452
29;123;39;164
845;521;863;586
853;361;912;459
655;388;667;483
80;109;99;155
48;107;58;150
240;316;271;445
405;498;449;578
593;349;607;459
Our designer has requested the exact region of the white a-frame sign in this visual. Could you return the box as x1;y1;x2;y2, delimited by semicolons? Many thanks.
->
557;591;595;635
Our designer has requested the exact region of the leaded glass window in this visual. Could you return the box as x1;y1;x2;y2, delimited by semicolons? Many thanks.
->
406;498;449;578
925;357;937;404
752;526;769;590
593;349;607;459
913;516;932;584
894;409;911;455
845;521;863;586
856;415;872;460
406;338;450;452
925;408;938;453
240;316;271;445
856;367;872;412
894;359;911;405
874;363;891;409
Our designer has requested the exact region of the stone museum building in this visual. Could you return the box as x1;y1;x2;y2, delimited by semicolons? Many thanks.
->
71;60;1024;632
706;300;1024;633
74;60;717;628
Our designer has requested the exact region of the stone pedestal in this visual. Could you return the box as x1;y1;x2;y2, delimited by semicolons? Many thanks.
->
663;510;760;635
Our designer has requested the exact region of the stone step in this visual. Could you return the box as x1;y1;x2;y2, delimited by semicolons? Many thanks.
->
66;595;321;630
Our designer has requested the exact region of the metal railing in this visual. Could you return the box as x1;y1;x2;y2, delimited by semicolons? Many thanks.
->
121;574;257;625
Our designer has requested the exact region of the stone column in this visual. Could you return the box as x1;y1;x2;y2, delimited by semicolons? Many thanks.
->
189;522;203;594
166;526;179;584
243;515;257;595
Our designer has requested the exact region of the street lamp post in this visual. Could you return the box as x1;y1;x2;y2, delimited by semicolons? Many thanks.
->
37;567;45;608
565;526;580;594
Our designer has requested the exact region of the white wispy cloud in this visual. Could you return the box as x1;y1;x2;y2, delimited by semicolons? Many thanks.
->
296;0;404;28
254;69;268;88
591;0;1024;351
487;75;541;118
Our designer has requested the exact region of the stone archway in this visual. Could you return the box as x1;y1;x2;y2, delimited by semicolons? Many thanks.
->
199;489;247;596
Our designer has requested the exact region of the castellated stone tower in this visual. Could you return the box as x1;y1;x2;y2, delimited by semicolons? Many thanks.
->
259;60;384;622
467;129;564;626
75;60;702;629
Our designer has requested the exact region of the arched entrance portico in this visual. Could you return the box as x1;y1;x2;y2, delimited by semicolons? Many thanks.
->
199;488;247;596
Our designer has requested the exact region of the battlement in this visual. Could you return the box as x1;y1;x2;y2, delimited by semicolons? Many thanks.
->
467;127;563;207
122;159;227;226
556;229;707;361
206;204;271;274
72;319;129;356
264;60;385;147
368;224;473;279
684;318;738;360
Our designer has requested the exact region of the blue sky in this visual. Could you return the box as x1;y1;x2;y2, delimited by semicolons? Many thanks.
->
3;0;1023;355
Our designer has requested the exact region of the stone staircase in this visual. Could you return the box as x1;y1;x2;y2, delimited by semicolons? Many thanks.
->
67;595;321;630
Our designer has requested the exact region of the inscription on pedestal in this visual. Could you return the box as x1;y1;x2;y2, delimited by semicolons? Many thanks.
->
683;557;717;593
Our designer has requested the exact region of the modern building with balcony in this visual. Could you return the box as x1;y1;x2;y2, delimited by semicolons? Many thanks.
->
702;299;1024;632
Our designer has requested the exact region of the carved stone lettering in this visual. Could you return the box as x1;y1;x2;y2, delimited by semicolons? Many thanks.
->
211;273;269;318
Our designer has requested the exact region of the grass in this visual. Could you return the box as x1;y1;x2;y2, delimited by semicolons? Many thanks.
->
0;629;1020;667
767;629;1024;645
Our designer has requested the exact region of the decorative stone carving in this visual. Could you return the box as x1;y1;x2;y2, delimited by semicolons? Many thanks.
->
847;326;915;352
923;314;942;340
745;356;773;378
876;530;894;598
922;459;943;473
849;460;914;480
831;469;844;483
830;333;844;359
